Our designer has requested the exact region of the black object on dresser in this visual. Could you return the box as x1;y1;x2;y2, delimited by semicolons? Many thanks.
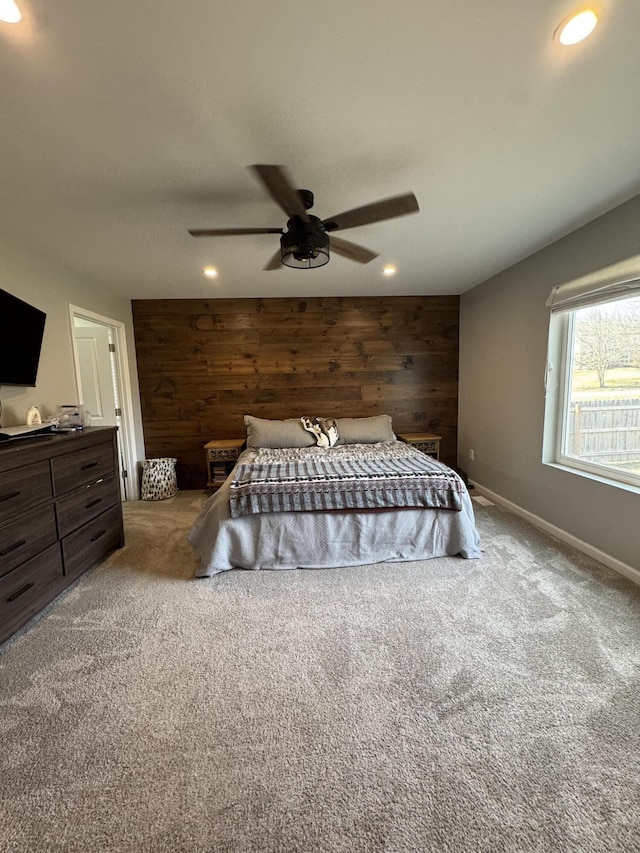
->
0;427;124;645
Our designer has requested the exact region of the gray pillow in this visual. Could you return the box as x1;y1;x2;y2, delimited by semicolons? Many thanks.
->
336;414;396;444
244;415;315;449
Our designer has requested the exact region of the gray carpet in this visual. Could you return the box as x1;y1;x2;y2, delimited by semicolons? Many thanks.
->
1;492;639;853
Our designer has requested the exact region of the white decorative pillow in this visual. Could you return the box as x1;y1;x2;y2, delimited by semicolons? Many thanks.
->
300;416;340;448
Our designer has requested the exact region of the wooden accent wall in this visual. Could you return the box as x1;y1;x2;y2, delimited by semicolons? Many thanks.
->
132;296;459;489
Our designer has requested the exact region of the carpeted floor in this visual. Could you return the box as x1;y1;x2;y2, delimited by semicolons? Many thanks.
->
1;491;639;853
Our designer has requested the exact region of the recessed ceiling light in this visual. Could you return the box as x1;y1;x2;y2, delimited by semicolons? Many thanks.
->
203;267;218;278
0;0;21;23
556;9;599;45
383;265;397;277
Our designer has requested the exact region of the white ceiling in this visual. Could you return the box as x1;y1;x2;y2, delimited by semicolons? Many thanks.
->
2;0;640;300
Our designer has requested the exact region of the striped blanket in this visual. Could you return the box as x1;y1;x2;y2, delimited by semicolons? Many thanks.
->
229;441;464;518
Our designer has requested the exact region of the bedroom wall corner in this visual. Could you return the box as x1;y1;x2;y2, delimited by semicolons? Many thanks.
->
458;192;640;571
0;231;145;476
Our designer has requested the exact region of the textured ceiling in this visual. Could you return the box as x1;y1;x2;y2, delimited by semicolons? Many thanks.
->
2;0;640;300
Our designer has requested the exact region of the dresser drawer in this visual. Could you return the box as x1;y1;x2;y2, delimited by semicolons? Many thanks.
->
0;461;52;526
61;504;123;582
55;474;120;539
0;504;57;578
51;441;116;496
0;543;64;645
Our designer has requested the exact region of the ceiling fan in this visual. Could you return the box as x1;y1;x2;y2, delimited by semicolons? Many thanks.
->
188;165;419;270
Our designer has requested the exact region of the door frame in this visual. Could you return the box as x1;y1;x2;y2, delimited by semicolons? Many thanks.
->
68;304;139;500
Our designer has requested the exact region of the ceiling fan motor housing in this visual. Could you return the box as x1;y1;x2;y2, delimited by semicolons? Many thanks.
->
281;215;330;268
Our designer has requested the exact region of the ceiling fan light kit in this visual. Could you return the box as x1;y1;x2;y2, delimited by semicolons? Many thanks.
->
188;164;419;271
280;214;330;269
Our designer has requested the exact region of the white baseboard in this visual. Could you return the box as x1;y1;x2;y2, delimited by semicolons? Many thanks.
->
471;482;640;587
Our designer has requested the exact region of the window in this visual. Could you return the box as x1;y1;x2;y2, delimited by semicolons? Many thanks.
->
545;257;640;489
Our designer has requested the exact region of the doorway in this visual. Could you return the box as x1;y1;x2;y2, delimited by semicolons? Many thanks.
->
69;305;139;500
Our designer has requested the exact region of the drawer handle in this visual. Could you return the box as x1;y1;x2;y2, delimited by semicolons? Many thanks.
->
90;529;107;542
81;462;99;471
7;582;34;603
85;498;103;509
0;490;20;503
0;539;26;557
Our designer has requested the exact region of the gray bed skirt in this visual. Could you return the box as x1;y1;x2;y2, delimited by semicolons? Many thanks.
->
188;471;482;576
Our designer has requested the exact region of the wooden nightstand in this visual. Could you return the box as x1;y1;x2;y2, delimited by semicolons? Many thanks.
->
398;432;441;459
204;438;245;489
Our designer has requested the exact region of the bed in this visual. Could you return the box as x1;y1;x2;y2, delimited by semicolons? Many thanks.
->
188;415;482;577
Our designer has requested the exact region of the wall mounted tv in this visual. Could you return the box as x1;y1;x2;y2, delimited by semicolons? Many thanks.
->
0;289;47;387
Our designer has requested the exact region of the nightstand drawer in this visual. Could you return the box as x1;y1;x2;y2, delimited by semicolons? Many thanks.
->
0;543;64;644
61;504;123;582
0;504;57;578
0;461;52;526
51;442;116;497
55;474;120;538
207;447;241;462
398;433;441;460
414;440;438;454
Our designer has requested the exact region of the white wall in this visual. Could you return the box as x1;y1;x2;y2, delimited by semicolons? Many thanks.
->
459;193;640;571
0;233;145;469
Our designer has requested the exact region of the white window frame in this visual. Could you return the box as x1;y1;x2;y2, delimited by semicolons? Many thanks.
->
544;256;640;493
552;309;640;490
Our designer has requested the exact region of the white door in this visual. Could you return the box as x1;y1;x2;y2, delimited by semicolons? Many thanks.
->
69;305;139;501
74;322;117;427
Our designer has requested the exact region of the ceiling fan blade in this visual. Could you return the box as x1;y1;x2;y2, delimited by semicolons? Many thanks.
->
249;165;310;222
263;249;283;271
323;192;419;232
330;236;379;264
188;227;283;237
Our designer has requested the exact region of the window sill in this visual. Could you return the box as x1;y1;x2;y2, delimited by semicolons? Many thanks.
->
543;460;640;496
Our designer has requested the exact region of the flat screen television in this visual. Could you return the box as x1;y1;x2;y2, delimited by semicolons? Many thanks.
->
0;289;47;387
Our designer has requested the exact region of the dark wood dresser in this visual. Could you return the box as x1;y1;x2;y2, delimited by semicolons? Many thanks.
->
0;427;124;645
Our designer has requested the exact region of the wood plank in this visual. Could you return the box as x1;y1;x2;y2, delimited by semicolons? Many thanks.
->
132;295;460;488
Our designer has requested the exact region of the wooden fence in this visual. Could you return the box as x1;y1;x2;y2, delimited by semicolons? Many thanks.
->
569;398;640;465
